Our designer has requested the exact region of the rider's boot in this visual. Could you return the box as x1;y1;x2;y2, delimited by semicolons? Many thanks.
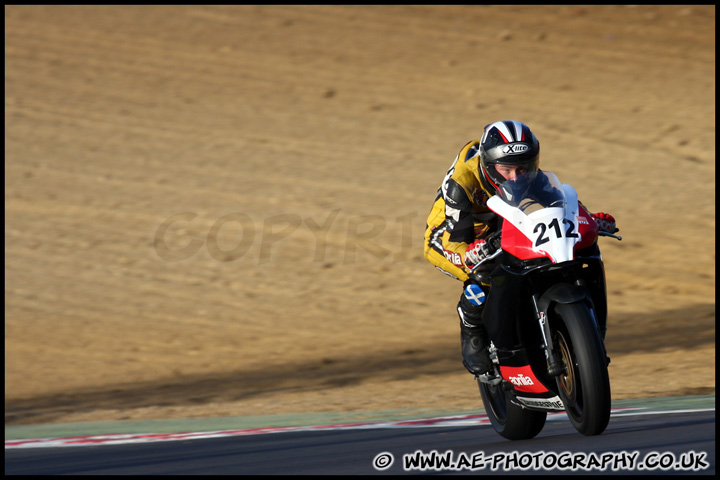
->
458;290;493;375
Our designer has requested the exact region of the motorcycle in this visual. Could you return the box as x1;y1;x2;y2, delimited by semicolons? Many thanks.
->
468;170;621;440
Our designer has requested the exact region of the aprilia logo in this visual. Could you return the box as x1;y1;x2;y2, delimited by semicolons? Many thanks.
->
509;373;535;386
443;250;462;267
501;143;530;155
500;365;548;393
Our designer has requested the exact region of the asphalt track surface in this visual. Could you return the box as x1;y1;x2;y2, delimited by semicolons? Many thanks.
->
5;398;715;475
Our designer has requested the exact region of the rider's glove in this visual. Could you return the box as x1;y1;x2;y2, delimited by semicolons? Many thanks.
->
465;239;490;269
592;212;618;233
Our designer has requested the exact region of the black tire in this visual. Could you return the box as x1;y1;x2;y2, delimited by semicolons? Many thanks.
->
553;302;611;436
478;380;547;440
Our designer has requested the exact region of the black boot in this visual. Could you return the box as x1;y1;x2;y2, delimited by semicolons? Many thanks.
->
457;283;493;375
460;321;493;375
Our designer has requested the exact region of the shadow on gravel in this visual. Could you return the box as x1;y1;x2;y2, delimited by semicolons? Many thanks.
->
5;303;714;425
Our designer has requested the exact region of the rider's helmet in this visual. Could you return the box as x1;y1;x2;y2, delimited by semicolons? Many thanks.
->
478;120;540;201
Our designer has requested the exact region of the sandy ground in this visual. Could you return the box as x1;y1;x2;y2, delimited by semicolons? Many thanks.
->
5;5;715;427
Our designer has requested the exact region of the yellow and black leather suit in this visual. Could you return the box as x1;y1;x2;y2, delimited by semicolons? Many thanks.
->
423;140;498;282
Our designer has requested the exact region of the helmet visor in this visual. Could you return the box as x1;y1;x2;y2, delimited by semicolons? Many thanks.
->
487;158;540;204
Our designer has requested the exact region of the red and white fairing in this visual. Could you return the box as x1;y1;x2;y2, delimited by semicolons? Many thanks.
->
487;172;598;263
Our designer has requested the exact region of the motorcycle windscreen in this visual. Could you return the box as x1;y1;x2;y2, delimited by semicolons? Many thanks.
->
488;172;582;263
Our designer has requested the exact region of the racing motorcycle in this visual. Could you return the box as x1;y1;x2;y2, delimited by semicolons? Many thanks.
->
469;170;621;440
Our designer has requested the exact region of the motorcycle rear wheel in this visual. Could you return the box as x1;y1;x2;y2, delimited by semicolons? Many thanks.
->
478;380;547;440
553;302;611;436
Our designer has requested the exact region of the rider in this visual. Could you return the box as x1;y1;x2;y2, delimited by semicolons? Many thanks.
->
423;120;618;376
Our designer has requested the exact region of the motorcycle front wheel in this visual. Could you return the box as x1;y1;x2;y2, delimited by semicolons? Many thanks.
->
478;380;547;440
553;302;611;436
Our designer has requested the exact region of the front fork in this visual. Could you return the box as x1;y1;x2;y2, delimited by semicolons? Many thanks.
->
531;294;566;377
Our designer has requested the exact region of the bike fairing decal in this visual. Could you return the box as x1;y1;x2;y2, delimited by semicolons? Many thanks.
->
500;210;596;261
498;365;548;393
515;395;565;410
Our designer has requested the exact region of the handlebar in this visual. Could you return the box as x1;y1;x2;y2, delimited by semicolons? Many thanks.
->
598;231;622;241
469;247;502;274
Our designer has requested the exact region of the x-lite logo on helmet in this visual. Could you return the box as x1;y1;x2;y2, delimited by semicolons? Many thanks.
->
501;143;530;155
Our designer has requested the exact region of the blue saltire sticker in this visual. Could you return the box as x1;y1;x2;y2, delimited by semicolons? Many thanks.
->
464;284;486;306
